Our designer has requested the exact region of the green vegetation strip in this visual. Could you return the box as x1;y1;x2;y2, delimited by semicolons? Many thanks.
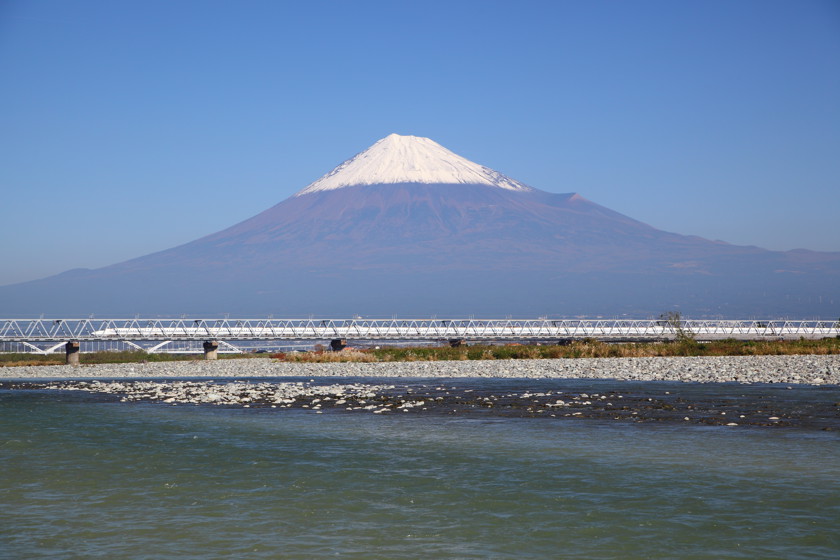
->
0;351;261;367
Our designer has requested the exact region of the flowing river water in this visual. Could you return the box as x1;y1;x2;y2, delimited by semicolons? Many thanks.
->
2;377;839;559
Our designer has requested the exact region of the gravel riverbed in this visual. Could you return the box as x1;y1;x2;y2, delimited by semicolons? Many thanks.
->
2;355;838;384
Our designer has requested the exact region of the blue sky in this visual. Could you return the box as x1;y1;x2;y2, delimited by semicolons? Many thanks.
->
1;0;838;286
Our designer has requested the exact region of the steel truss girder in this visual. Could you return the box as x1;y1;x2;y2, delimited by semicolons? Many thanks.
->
1;318;839;348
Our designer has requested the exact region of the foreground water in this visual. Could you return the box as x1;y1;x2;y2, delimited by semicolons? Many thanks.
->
2;378;839;559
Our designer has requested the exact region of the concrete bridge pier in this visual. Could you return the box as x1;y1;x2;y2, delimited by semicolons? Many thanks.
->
65;341;80;366
330;339;347;352
203;340;219;360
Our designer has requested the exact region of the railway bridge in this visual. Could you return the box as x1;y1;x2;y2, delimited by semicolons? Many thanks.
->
1;317;838;363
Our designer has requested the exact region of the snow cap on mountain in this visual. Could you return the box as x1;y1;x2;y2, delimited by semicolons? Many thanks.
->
295;133;533;195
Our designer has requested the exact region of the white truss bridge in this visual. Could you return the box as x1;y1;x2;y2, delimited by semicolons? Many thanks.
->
1;317;838;354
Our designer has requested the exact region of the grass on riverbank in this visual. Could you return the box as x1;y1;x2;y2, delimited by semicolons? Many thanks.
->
2;338;838;367
280;337;840;363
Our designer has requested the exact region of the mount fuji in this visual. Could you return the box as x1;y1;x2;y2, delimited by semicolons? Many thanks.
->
3;134;839;317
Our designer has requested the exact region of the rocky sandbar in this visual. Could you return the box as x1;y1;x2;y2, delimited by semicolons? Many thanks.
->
1;355;838;384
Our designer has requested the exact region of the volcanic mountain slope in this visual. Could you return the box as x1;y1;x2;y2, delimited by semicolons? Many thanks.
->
2;134;839;317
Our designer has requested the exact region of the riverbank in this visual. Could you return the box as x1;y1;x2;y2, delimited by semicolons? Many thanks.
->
1;354;838;384
3;338;838;368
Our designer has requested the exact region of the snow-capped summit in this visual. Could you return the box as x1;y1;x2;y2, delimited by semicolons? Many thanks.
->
295;133;533;195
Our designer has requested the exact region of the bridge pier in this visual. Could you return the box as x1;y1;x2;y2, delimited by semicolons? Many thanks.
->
203;340;219;360
330;339;347;352
65;341;80;366
448;339;466;348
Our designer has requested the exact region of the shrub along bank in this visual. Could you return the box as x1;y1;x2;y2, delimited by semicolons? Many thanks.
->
280;337;840;363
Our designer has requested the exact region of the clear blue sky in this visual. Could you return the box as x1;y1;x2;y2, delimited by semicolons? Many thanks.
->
1;0;839;286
